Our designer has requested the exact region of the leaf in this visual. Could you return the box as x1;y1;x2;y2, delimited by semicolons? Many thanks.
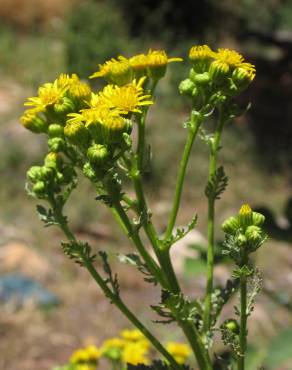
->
36;204;63;227
264;328;292;368
205;166;228;201
118;253;158;285
62;241;96;266
183;258;207;277
99;251;120;296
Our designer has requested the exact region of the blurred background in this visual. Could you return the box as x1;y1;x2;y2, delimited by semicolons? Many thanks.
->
0;0;292;369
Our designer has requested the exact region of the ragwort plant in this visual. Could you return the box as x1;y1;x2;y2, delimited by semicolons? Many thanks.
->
21;46;268;370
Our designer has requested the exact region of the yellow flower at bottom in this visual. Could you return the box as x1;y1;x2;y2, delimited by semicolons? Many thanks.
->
90;56;132;85
120;329;146;342
166;342;191;365
122;342;150;365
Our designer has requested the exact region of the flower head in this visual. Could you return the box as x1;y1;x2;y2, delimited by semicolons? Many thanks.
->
98;77;153;114
122;341;149;365
90;56;132;85
20;107;47;133
145;49;182;68
24;81;65;110
189;45;214;61
166;342;192;365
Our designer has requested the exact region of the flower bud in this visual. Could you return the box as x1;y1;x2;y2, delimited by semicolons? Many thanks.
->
179;79;196;96
87;144;109;165
44;152;62;169
64;121;90;147
48;124;64;138
193;72;211;86
32;181;46;196
27;166;42;182
40;166;55;181
189;45;214;73
245;225;262;243
83;162;96;181
48;137;65;152
238;204;253;229
20;110;47;133
252;212;265;227
54;97;75;115
224;319;239;334
237;233;247;246
222;216;239;234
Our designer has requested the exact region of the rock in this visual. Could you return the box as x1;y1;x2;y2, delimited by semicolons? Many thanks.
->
0;242;51;278
0;273;59;307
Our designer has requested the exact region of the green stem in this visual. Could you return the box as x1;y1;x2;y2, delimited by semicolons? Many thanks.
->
238;256;248;370
164;111;202;240
50;201;182;370
203;109;226;333
112;199;169;289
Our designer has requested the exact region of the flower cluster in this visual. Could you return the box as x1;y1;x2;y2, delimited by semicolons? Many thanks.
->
179;45;256;108
221;204;267;262
54;329;191;369
90;49;182;84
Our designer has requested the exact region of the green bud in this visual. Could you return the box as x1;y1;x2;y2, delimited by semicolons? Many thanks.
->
83;162;96;181
27;166;42;182
56;172;65;184
48;124;64;138
222;216;239;234
179;79;196;96
237;233;247;246
40;166;55;181
192;87;199;98
32;181;46;196
252;212;265;227
44;152;62;170
87;144;109;165
54;97;75;115
245;225;262;243
48;137;65;152
21;113;47;134
224;319;239;334
193;72;210;86
103;347;122;361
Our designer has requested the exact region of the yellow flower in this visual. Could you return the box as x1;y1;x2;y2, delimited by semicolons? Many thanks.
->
24;81;65;110
90;56;132;85
144;49;182;68
76;365;96;370
189;45;214;61
239;204;252;216
129;53;150;71
70;349;89;364
166;342;192;365
70;345;101;365
101;337;126;351
120;329;147;343
98;77;153;114
213;48;256;80
122;342;150;365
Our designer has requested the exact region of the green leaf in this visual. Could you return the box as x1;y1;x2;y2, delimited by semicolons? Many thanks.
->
264;328;292;368
184;257;207;277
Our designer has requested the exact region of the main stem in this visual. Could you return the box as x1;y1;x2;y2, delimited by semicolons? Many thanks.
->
164;111;202;240
203;109;225;333
50;201;182;370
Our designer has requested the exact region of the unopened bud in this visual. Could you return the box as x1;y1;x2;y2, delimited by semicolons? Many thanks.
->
87;144;109;165
27;166;42;182
193;72;210;86
222;216;239;234
48;137;65;152
179;79;196;96
252;212;265;227
224;319;239;334
32;181;46;196
237;233;247;246
48;124;64;138
44;152;62;169
245;225;262;243
232;67;255;90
